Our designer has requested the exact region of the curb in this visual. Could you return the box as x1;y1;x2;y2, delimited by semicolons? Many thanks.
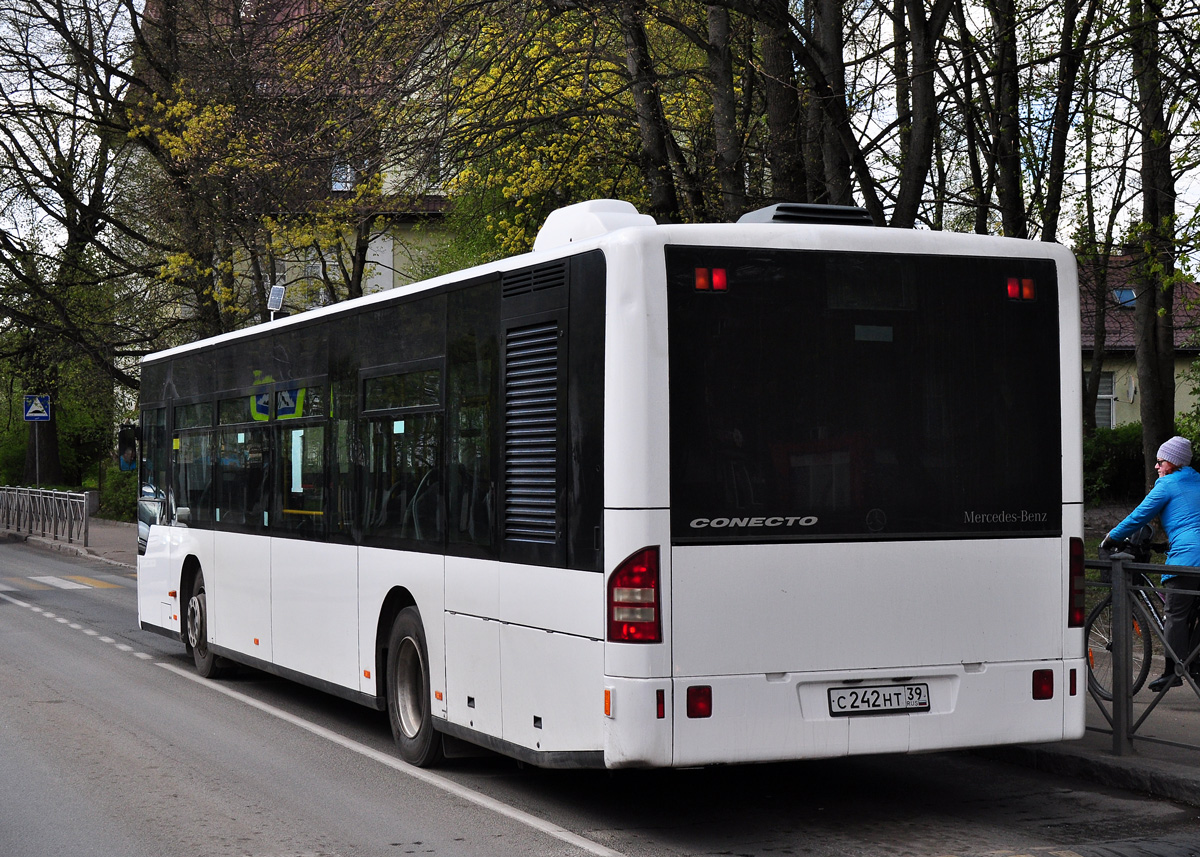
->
985;743;1200;808
3;529;135;570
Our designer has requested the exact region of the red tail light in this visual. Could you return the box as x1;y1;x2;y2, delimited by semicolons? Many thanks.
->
686;685;712;718
1032;669;1054;700
608;547;661;643
1068;536;1085;627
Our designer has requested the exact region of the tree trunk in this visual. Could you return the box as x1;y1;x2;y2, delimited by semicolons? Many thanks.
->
891;0;953;228
708;5;745;219
986;0;1027;238
812;0;853;206
1040;0;1098;242
757;0;807;202
1131;0;1178;485
617;2;681;223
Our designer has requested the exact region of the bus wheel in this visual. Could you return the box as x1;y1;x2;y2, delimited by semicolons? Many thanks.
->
387;607;443;766
186;571;224;678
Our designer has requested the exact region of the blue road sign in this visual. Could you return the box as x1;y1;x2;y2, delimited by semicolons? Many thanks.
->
23;395;50;421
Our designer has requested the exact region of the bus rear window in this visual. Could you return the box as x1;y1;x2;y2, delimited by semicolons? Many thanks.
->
667;247;1062;543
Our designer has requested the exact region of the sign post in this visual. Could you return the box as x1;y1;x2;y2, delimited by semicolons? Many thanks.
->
24;395;50;488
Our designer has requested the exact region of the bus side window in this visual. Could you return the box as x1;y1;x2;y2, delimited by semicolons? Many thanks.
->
276;423;326;539
448;397;493;549
174;431;213;527
447;285;499;554
363;413;443;546
214;424;270;532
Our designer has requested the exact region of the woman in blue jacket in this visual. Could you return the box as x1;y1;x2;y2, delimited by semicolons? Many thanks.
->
1104;436;1200;692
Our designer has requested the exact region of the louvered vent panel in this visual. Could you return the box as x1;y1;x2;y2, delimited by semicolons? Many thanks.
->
502;261;568;299
504;322;560;544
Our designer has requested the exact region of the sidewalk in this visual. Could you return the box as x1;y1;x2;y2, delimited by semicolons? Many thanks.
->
2;514;139;569
6;517;1200;805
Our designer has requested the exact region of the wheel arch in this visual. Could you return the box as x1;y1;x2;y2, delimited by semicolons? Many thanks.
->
180;554;203;652
375;586;419;701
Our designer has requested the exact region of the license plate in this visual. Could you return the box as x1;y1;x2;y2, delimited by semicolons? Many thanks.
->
828;683;930;717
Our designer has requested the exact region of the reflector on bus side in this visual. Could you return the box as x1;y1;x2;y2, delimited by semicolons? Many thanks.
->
686;685;712;718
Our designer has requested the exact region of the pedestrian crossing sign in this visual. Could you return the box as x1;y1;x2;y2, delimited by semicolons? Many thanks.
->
23;395;50;421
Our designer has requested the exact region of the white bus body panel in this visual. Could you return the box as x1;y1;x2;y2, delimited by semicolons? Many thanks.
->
663;539;1084;763
671;539;1062;675
271;539;358;689
137;524;181;634
444;556;605;754
500;624;603;752
210;531;273;660
445;613;503;735
602;233;671;511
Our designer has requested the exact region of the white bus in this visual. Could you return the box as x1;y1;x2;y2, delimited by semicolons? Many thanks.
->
137;199;1086;768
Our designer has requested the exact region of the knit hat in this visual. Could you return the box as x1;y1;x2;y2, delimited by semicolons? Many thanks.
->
1158;436;1193;467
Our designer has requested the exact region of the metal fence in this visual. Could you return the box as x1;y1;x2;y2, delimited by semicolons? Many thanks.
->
1086;553;1200;755
0;487;89;547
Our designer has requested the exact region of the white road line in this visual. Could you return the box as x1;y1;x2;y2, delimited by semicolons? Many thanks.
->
0;592;149;658
30;576;90;590
157;662;624;857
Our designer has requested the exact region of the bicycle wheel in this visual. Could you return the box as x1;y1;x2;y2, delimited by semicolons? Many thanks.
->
1086;594;1154;700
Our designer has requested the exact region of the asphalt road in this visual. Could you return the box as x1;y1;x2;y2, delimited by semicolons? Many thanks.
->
2;538;1198;857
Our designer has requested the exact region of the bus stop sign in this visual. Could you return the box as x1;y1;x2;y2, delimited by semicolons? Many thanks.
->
23;395;50;421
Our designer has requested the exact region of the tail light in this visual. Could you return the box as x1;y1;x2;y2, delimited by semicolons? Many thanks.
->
608;547;661;643
1033;669;1054;700
1068;536;1085;627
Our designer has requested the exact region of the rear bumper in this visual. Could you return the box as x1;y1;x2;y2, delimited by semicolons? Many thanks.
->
603;659;1087;768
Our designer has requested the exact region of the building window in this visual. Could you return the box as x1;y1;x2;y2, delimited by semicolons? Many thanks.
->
1113;288;1136;308
332;161;354;193
1095;371;1116;428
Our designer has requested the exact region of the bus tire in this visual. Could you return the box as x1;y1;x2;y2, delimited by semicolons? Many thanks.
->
186;570;225;678
387;607;443;767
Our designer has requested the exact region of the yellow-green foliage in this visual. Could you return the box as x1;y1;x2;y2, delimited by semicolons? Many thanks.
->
449;10;668;254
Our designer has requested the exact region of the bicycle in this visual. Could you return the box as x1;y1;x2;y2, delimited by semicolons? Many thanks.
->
1085;524;1167;701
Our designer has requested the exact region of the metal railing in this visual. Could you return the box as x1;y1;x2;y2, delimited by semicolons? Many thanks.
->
1086;553;1200;755
0;487;89;547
